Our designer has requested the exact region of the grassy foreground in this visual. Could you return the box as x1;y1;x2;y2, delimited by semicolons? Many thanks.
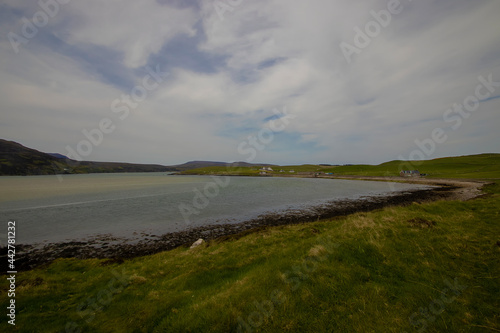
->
2;157;499;332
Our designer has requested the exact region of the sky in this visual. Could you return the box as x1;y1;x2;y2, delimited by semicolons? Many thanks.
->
0;0;499;166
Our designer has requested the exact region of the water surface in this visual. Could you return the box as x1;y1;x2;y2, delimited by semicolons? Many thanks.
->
0;173;429;245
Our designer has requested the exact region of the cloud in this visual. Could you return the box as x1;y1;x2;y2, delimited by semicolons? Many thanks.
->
0;0;499;165
59;0;199;68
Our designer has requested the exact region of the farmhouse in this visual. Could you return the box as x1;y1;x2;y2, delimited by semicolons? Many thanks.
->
400;170;421;177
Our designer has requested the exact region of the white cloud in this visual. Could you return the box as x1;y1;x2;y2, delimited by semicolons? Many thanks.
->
61;0;198;68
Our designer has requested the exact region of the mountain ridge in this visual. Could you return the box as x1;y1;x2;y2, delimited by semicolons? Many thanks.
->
0;139;175;175
0;139;273;175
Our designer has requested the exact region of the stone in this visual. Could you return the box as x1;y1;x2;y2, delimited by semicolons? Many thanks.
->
190;239;205;249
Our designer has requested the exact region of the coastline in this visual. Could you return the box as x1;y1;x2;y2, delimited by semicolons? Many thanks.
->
6;176;488;272
326;175;488;201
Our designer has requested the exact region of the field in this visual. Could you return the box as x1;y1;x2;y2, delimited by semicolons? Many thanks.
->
181;153;500;179
1;154;499;332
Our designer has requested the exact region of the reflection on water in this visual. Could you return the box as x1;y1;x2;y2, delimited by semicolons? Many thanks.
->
0;173;428;244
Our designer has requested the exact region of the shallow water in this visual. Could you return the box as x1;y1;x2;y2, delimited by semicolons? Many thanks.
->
0;173;429;245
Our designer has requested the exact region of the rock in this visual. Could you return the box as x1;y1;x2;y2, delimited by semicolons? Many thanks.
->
190;239;205;249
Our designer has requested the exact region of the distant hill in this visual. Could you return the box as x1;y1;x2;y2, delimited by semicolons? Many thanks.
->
179;153;500;178
7;138;495;178
173;160;273;171
0;139;176;176
0;139;274;176
0;139;62;175
47;153;68;159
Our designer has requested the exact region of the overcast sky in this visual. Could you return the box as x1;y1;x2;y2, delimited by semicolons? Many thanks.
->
0;0;499;165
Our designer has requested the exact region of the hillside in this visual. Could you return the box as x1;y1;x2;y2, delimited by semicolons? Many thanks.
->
322;153;500;179
0;139;63;175
0;139;175;175
0;139;275;176
173;160;273;171
181;153;500;179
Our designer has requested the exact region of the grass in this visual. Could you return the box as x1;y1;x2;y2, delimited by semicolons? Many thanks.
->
1;154;499;332
181;153;500;179
326;153;500;179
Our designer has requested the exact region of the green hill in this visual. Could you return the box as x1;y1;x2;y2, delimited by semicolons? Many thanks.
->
182;153;500;179
0;139;175;175
322;153;500;179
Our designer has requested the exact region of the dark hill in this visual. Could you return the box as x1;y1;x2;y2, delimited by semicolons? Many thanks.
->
0;139;61;175
47;153;68;159
0;139;274;176
0;139;176;176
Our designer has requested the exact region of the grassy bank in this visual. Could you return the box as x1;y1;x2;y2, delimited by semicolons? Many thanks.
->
181;153;500;179
2;156;499;332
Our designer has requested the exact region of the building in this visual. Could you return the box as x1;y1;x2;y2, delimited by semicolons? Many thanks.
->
400;170;421;177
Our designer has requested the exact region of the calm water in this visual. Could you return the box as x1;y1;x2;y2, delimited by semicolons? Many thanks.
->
0;173;429;245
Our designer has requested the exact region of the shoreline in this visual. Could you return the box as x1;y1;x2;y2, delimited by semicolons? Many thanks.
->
3;177;488;272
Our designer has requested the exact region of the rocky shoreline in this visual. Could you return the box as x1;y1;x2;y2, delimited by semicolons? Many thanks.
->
0;180;463;272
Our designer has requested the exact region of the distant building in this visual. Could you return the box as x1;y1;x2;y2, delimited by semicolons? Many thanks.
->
289;170;295;173
400;170;421;177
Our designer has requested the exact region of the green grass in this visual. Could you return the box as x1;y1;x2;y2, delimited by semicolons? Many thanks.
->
182;153;500;179
2;154;500;332
324;153;500;179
